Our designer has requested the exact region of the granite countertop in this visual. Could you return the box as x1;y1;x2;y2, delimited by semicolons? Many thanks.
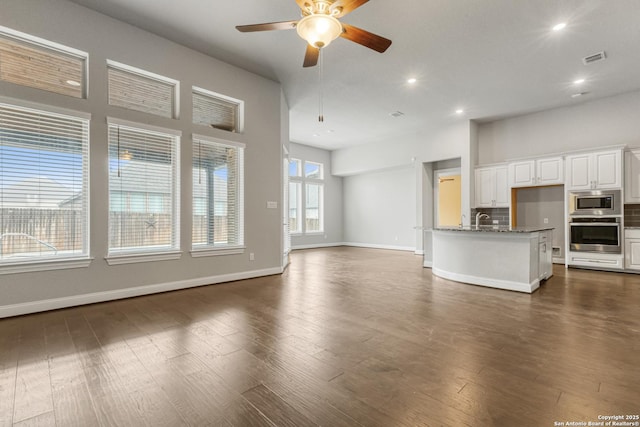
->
434;225;554;233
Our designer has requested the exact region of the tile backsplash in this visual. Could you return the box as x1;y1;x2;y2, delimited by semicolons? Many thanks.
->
624;204;640;227
470;208;510;226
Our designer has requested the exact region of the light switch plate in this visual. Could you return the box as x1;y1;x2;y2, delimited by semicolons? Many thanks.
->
266;201;278;209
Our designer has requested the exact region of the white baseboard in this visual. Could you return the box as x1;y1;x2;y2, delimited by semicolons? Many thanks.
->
415;250;425;255
341;242;416;252
0;267;282;319
432;267;539;294
291;242;344;250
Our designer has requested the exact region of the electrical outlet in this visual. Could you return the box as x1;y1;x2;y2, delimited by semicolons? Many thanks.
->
249;253;255;261
544;218;549;224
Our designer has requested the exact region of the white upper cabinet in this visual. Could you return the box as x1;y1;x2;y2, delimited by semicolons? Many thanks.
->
537;157;564;186
475;165;508;208
509;160;535;187
566;149;622;190
508;157;563;188
625;149;640;203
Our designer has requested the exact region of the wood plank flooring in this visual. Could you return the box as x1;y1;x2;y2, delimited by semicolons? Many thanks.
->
1;247;639;426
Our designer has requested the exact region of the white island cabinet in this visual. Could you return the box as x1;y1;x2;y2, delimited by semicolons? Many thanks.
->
431;227;553;293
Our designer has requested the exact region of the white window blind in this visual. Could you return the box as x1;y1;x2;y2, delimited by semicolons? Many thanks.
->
305;183;324;233
108;121;180;254
0;27;86;98
0;102;89;262
192;135;244;250
108;61;178;119
192;87;242;133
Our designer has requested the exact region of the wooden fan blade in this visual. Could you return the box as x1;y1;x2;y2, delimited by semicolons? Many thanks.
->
236;20;298;32
340;23;392;53
303;44;320;67
331;0;369;18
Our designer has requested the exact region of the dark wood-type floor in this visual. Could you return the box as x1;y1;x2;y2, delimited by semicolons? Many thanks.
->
1;247;638;426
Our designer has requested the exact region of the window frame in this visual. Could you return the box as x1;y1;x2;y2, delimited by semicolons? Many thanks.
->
0;96;92;274
190;133;245;257
105;117;182;265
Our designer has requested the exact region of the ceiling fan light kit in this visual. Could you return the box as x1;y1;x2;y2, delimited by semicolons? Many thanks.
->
296;14;343;48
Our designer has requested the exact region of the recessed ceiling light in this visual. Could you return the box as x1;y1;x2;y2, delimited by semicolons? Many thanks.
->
327;129;335;133
455;109;464;115
573;78;586;85
552;22;567;32
407;78;417;84
66;79;81;87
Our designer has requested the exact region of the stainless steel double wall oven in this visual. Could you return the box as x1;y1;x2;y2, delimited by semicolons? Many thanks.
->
569;190;622;254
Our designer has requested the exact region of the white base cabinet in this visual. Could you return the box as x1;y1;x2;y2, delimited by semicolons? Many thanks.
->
625;229;640;270
568;251;624;270
538;231;553;280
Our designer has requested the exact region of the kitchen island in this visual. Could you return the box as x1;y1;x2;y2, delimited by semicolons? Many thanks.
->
430;226;554;293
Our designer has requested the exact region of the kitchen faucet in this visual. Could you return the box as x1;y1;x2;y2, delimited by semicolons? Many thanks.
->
475;212;490;228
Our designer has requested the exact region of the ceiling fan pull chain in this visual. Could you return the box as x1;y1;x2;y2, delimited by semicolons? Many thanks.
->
319;48;324;122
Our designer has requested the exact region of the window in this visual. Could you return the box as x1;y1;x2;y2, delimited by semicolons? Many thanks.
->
289;182;301;234
107;119;180;257
304;161;323;179
0;100;89;264
305;183;323;233
192;134;244;253
0;26;87;98
289;158;301;177
193;87;243;133
107;60;178;119
288;159;324;234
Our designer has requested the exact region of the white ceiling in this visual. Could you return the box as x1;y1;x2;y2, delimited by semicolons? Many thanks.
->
68;0;640;150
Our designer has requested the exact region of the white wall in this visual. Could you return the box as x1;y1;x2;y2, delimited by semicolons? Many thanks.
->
343;166;416;251
0;0;285;316
334;121;475;251
478;90;640;164
289;143;343;248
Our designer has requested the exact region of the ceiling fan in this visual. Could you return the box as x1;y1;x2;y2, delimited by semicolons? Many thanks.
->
236;0;392;67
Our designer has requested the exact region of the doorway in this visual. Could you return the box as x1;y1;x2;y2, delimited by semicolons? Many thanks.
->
435;168;462;227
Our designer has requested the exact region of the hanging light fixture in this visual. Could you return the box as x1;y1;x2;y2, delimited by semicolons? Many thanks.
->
296;13;342;49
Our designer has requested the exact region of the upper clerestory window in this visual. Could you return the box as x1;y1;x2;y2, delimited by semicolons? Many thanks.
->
0;26;87;99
